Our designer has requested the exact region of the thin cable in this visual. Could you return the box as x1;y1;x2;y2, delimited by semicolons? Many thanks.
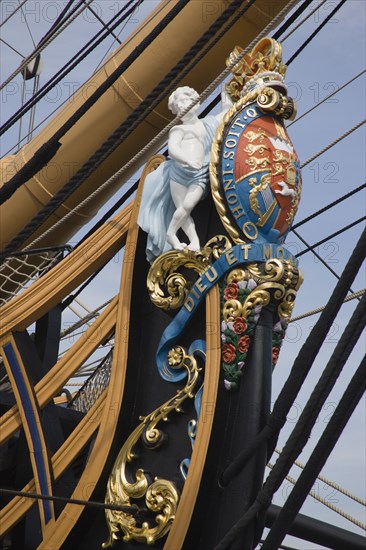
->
0;37;24;57
301;119;366;168
289;69;366;127
3;94;71;157
220;228;366;486
290;288;365;322
28;73;40;140
292;228;359;298
1;2;142;157
272;0;317;41
286;0;348;66
83;1;122;44
261;356;366;549
75;180;138;249
62;263;110;310
19;0;302;251
0;0;189;216
260;542;299;550
296;216;366;257
0;0;95;91
0;0;28;29
0;0;141;137
19;0;36;47
36;0;76;48
292;182;366;230
0;487;139;514
267;464;366;531
281;0;329;41
273;448;366;507
92;0;144;72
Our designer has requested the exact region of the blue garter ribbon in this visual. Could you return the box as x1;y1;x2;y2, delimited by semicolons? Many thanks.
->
156;243;297;381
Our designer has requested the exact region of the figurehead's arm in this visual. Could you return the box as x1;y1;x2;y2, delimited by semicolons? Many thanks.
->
215;90;233;123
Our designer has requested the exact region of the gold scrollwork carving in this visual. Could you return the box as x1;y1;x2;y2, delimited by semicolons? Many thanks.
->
203;234;232;260
147;236;231;311
227;268;247;284
103;347;201;548
147;250;207;311
223;260;302;323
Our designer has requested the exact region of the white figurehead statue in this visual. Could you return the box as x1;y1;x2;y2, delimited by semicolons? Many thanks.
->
138;86;232;262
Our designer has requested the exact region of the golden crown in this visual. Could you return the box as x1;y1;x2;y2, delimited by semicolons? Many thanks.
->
225;38;287;102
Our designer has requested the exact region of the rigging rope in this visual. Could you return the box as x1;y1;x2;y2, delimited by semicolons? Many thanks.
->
6;0;302;253
271;0;315;41
166;0;338;138
0;0;28;29
280;0;329;42
84;2;123;44
292;228;360;298
301;119;366;168
216;291;366;549
0;0;142;137
0;0;190;217
0;0;95;91
289;69;366;127
266;463;366;531
286;0;348;66
37;0;79;49
290;288;365;322
0;0;257;254
296;216;366;257
0;37;24;58
0;487;139;514
1;1;145;158
19;0;36;48
261;356;366;549
220;227;366;486
274;448;366;507
60;298;113;338
292;182;366;230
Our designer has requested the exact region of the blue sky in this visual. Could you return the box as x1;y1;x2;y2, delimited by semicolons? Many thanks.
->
1;1;365;548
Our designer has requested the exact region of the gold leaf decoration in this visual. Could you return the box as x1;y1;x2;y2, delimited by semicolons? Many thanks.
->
147;236;231;311
103;347;201;547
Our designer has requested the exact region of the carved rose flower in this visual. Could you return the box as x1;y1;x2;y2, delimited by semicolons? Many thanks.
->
238;335;251;354
224;283;239;300
272;346;280;365
222;343;236;364
233;317;247;334
168;346;184;367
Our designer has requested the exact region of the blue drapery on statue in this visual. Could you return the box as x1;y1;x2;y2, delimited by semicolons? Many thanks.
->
137;116;219;262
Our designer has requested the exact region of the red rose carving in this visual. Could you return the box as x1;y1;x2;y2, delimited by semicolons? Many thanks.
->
238;335;251;353
233;317;247;334
224;283;239;300
222;343;236;364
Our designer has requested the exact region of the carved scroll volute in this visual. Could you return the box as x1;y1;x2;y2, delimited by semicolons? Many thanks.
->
147;235;232;311
103;347;201;548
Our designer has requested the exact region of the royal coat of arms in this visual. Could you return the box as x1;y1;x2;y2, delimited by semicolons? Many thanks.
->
211;38;302;245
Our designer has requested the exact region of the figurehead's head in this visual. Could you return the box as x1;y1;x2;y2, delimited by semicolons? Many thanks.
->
168;86;200;117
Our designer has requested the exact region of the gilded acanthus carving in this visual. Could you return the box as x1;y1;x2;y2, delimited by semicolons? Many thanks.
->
147;235;231;311
103;346;201;547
